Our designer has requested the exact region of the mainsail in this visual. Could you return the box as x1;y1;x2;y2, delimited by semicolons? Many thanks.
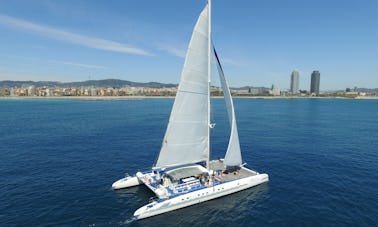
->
155;4;210;168
214;48;243;167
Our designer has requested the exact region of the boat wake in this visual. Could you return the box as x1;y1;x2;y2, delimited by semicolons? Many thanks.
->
122;216;137;225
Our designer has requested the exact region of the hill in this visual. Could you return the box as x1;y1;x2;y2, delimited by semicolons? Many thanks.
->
0;79;177;88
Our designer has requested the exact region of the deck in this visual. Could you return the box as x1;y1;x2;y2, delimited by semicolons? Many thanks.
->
209;160;258;182
137;160;259;199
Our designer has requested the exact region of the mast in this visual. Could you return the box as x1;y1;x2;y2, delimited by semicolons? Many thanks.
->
206;0;212;170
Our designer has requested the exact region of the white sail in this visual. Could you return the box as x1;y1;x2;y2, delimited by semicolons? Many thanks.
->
213;48;242;167
155;4;210;169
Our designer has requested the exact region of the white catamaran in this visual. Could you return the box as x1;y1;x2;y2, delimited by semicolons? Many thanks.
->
112;0;269;219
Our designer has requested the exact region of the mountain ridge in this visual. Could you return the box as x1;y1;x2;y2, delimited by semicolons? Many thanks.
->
0;79;177;88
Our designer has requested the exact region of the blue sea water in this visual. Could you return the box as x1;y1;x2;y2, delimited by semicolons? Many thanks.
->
0;98;377;226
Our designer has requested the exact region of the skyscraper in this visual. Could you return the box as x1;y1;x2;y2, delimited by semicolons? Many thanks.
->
290;70;300;94
310;70;320;95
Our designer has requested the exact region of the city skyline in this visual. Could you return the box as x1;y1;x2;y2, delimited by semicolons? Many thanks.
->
0;0;377;90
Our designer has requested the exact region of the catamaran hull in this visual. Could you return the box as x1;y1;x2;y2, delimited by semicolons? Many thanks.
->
112;176;142;190
133;173;269;219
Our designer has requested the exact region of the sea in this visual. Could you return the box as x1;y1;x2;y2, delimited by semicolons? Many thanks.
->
0;98;377;226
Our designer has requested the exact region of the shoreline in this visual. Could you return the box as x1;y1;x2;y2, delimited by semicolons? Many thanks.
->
0;96;173;100
1;96;377;100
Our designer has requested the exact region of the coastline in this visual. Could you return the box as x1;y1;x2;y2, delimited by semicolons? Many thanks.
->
0;96;174;100
1;96;377;100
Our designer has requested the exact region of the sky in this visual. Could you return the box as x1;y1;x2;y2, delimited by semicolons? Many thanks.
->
0;0;377;90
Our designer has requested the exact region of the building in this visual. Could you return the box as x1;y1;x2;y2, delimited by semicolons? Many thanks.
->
270;88;281;96
310;70;320;95
290;70;300;94
28;85;36;96
90;87;98;96
10;88;15;96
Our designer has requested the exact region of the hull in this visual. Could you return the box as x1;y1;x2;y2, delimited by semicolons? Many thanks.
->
134;173;269;219
112;176;142;190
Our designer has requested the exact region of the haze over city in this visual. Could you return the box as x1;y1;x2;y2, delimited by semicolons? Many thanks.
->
0;0;377;90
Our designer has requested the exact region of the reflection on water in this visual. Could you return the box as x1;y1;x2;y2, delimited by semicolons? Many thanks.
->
114;185;156;206
114;185;153;198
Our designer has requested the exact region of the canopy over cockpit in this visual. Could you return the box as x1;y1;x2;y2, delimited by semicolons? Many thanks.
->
164;164;209;182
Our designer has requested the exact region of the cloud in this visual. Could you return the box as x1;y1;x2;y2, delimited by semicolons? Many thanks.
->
158;43;250;68
0;14;152;56
50;60;107;69
7;54;107;69
158;44;186;58
220;58;248;67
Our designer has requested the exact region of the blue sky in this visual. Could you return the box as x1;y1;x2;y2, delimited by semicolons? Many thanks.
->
0;0;377;90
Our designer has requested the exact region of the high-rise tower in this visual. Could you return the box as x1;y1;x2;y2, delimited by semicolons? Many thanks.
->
290;70;300;94
310;70;320;95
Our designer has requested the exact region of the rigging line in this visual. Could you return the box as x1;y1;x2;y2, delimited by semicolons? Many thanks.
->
213;46;224;73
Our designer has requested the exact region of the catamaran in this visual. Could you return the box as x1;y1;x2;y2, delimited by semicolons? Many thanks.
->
112;0;269;219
